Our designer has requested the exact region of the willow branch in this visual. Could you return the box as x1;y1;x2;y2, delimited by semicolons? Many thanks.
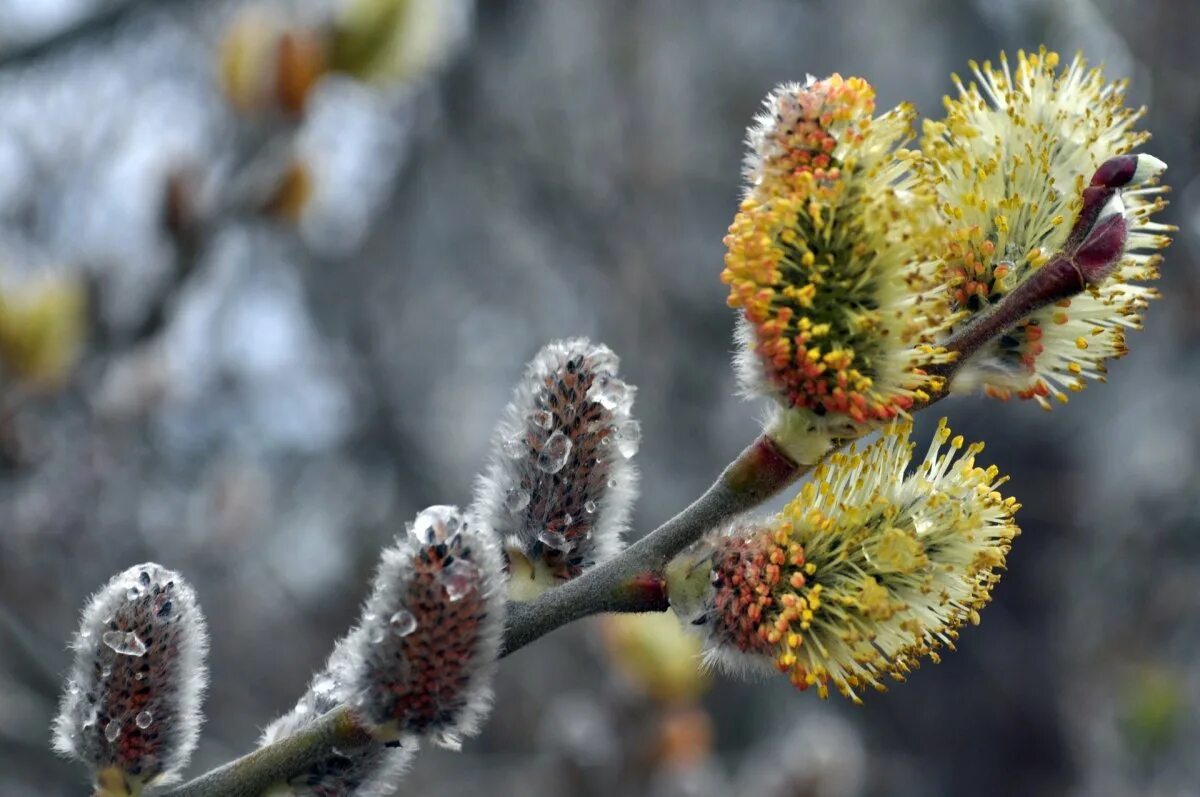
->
500;254;1100;656
160;706;370;797
0;0;196;68
502;432;807;655
156;292;1057;795
160;235;1092;794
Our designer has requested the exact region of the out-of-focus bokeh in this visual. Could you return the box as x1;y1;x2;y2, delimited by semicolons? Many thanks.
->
1;1;1197;795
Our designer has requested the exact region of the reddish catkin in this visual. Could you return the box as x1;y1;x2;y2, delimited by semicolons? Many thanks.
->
474;338;639;599
53;563;208;795
339;505;506;752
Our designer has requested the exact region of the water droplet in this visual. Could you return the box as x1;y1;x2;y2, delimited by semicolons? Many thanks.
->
68;682;80;696
504;488;530;513
607;478;618;489
563;513;573;526
105;720;122;743
136;711;153;729
587;375;632;411
441;560;479;602
407;505;460;543
584;500;598;514
502;434;526;458
538;529;570;552
101;666;112;678
537;431;572;474
616;420;641;458
134;672;146;682
369;626;385;644
389;610;418;637
433;730;462;751
532;409;554;430
102;630;147;657
82;711;97;730
125;587;140;601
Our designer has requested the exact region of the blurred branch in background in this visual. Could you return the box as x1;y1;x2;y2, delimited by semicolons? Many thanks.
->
0;0;473;454
0;1;155;66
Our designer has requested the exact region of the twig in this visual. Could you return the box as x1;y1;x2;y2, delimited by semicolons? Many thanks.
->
500;274;1074;656
501;433;806;655
156;437;808;797
160;706;370;797
0;0;202;69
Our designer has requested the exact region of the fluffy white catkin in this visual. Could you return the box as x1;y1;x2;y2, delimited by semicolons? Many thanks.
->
338;505;506;751
259;629;414;797
53;563;208;794
474;338;639;599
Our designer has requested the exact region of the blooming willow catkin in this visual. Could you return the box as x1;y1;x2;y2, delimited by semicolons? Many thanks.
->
259;634;413;797
475;338;639;600
722;76;953;464
674;419;1018;703
339;505;505;751
52;563;208;796
921;48;1174;408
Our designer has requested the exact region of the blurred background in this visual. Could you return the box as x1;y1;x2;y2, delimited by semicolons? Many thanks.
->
0;1;1197;795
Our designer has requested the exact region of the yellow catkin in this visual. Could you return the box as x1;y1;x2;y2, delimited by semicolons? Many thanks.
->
703;418;1019;703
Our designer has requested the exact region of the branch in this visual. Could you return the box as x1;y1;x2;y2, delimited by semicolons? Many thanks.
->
501;249;1104;655
155;437;809;797
502;433;806;655
160;706;370;797
158;230;1098;793
0;0;200;69
924;253;1090;382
